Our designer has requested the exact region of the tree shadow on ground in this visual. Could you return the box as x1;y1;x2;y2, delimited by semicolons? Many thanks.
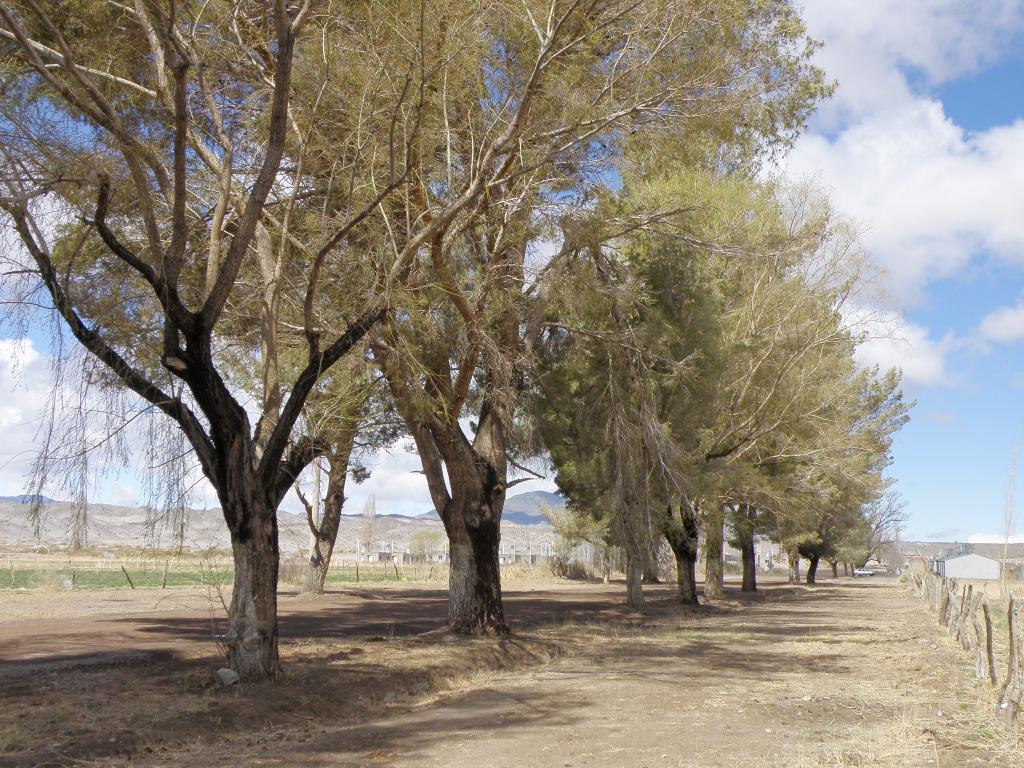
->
0;581;887;767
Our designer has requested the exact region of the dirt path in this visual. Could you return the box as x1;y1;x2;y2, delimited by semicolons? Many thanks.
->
134;579;1022;768
4;579;1023;767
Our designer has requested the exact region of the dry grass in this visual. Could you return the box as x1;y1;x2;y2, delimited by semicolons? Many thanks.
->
781;584;1024;768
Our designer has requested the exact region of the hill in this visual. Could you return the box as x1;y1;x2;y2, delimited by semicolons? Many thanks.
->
502;490;564;525
0;494;59;505
0;496;557;554
415;489;564;525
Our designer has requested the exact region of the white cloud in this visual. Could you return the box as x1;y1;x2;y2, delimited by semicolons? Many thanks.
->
853;309;954;387
324;442;434;518
781;2;1024;312
0;338;51;496
978;301;1024;343
787;101;1024;306
800;0;1024;125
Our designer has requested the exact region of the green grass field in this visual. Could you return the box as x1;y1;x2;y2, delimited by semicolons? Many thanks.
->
0;562;446;590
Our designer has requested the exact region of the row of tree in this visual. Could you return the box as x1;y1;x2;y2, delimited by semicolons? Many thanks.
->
0;0;906;680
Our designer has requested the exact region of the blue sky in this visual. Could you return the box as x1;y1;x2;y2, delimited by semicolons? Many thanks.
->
3;2;1024;541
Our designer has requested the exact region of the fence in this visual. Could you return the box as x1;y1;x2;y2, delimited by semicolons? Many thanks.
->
2;551;549;590
911;572;1024;724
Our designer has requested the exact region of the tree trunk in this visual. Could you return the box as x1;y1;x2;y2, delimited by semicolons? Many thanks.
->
664;501;699;605
642;541;661;584
625;544;645;610
302;442;353;594
704;505;725;600
806;555;820;585
788;547;801;584
830;560;839;579
741;533;756;593
843;561;850;576
447;509;507;633
641;507;660;583
430;418;509;635
225;511;280;679
673;547;698;605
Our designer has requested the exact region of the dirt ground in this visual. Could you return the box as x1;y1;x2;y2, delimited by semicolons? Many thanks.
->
2;577;1023;767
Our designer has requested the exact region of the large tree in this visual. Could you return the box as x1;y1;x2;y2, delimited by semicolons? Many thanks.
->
369;0;829;627
0;0;435;678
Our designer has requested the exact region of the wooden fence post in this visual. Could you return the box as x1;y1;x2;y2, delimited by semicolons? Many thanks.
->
998;598;1024;722
939;578;953;627
982;601;998;685
955;584;973;648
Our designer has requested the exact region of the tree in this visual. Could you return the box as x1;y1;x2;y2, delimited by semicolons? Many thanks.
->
360;496;378;561
368;0;828;629
0;0;431;678
294;363;400;594
408;529;445;557
544;503;613;582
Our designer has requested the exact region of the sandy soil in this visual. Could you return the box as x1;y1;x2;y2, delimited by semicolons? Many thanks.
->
2;578;1022;767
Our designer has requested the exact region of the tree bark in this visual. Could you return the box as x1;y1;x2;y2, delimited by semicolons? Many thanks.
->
413;407;509;635
704;505;725;600
446;504;506;632
625;544;645;610
664;501;699;605
740;533;756;593
788;547;801;584
830;560;839;579
225;510;281;679
806;554;820;585
302;442;353;594
642;539;661;584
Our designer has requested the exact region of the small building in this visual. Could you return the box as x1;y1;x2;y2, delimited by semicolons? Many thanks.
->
934;552;1000;580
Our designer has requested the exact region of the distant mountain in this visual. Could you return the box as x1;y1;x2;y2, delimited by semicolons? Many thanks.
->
0;496;556;552
503;490;565;525
0;494;59;505
414;489;564;525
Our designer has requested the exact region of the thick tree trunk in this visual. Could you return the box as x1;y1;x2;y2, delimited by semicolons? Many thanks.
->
788;547;801;584
302;443;353;595
843;561;850;576
741;534;756;593
430;417;509;635
673;547;698;605
664;501;699;605
704;506;725;600
830;560;839;579
302;548;330;594
447;510;507;633
806;555;820;585
225;511;280;679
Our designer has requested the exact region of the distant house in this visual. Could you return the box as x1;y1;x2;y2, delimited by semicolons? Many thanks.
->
934;552;1000;580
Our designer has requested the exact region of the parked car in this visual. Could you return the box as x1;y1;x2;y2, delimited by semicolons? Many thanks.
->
853;568;874;576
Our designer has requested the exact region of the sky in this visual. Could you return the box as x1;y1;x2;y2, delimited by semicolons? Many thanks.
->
2;1;1024;541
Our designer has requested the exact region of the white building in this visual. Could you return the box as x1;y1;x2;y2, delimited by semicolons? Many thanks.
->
934;552;1000;581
